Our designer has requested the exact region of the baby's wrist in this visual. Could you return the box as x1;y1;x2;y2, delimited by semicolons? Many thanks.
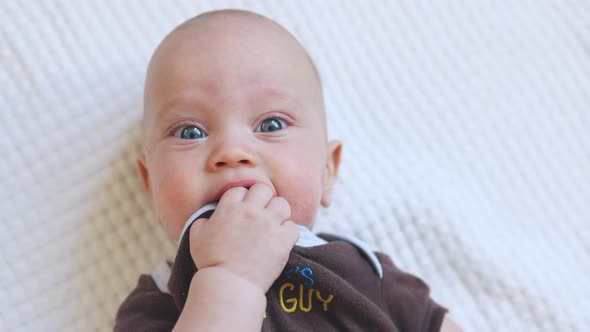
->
181;265;267;330
196;266;268;298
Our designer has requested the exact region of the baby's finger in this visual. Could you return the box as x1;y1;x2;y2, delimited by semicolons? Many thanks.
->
218;186;248;205
243;183;274;206
266;196;291;222
188;217;208;238
280;220;300;247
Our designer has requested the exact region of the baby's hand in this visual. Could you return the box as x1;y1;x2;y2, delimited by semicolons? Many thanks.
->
189;183;299;293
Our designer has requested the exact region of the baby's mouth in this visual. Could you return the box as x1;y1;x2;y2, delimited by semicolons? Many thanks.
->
214;179;272;201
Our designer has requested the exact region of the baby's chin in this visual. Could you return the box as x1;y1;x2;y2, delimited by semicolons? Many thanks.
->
292;217;314;230
156;201;216;239
297;223;314;231
159;220;184;241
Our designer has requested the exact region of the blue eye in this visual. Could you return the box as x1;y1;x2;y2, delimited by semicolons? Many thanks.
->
174;125;206;140
257;118;286;133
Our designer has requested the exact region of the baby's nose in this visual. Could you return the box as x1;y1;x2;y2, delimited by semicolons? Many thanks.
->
214;158;252;168
207;136;257;170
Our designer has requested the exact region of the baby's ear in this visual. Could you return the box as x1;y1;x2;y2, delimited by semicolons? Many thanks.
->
321;140;342;207
137;154;151;192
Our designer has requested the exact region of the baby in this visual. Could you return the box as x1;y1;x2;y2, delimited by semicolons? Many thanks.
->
115;9;461;332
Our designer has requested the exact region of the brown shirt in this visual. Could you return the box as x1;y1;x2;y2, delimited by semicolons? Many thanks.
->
115;228;447;331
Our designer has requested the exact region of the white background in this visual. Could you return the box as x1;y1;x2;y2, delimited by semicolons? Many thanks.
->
1;1;589;331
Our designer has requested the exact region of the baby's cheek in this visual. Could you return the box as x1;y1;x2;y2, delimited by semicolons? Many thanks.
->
278;170;323;228
151;166;198;238
289;197;319;228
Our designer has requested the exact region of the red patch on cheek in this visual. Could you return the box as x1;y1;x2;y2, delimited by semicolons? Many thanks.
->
291;200;319;227
150;165;202;238
278;176;322;227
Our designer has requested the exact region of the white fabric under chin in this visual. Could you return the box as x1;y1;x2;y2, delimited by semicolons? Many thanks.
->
150;261;172;294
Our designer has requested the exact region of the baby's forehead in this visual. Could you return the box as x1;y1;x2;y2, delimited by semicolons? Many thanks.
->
144;10;325;132
159;10;321;84
175;10;293;44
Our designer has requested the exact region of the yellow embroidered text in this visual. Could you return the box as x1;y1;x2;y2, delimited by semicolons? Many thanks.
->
279;282;334;313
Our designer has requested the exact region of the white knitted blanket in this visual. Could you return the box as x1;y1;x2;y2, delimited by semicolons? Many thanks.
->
1;1;589;331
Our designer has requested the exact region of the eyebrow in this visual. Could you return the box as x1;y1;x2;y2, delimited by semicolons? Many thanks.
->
156;95;209;121
252;86;304;111
156;86;303;120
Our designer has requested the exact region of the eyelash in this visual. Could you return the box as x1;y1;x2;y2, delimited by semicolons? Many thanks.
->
256;114;291;131
168;113;292;136
168;120;206;137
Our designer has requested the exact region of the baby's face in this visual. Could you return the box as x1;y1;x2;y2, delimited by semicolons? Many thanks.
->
138;13;341;239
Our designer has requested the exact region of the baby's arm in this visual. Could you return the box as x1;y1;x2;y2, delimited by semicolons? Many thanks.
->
173;184;299;331
173;267;267;331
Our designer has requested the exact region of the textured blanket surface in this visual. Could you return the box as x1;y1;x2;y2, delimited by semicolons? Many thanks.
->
1;1;589;331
